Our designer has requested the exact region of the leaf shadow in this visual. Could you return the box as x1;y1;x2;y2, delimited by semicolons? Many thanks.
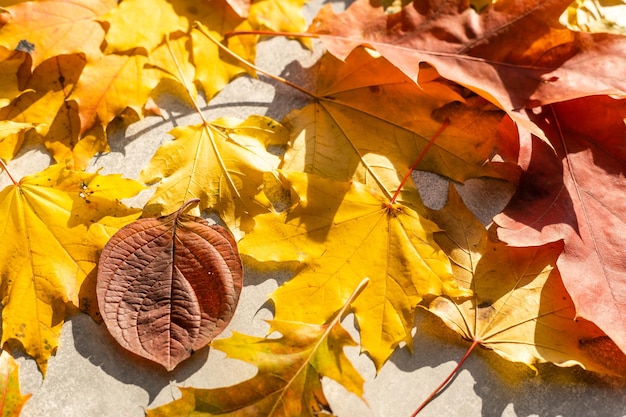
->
387;309;626;417
70;312;210;404
499;134;580;237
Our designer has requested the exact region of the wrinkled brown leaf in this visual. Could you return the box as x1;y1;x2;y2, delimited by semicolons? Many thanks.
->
96;199;243;371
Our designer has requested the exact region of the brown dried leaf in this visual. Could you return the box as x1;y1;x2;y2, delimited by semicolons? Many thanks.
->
96;199;243;371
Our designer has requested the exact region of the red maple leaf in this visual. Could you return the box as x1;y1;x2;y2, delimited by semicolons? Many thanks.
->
494;96;626;354
309;0;626;113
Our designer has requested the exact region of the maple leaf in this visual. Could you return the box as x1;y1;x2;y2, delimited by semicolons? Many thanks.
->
0;0;115;69
170;0;255;100
0;350;31;417
99;0;186;54
0;121;35;163
69;51;161;135
149;32;199;105
0;54;88;166
0;46;27;108
0;163;144;374
494;96;626;356
309;0;626;129
248;0;309;35
280;47;517;201
146;279;366;417
427;186;618;373
139;115;289;237
241;171;471;368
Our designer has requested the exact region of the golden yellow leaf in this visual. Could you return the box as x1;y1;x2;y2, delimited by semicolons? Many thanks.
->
0;350;31;417
69;51;161;134
147;279;366;417
190;22;252;100
0;121;35;162
0;164;144;374
248;0;309;35
99;0;186;54
0;0;115;68
149;32;198;106
0;54;86;163
427;186;617;373
140;115;289;237
241;171;470;369
0;47;26;108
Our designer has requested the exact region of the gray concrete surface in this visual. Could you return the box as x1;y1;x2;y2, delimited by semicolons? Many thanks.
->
2;1;626;416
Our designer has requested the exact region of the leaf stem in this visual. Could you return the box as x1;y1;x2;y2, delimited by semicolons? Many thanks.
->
389;119;450;205
193;23;320;100
223;30;319;41
0;159;18;185
410;338;480;417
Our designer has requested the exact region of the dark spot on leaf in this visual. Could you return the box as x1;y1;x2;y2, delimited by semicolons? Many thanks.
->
16;39;34;53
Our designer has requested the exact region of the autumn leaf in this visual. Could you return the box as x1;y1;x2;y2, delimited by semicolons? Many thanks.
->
561;0;626;34
309;0;626;131
494;96;626;357
280;47;517;200
426;186;617;374
146;279;367;417
241;171;471;368
189;22;252;100
97;199;243;371
0;350;31;417
0;46;26;108
0;54;88;166
139;115;289;237
99;0;186;54
0;163;144;373
0;121;35;163
0;0;115;68
248;0;309;37
69;51;160;135
170;0;256;100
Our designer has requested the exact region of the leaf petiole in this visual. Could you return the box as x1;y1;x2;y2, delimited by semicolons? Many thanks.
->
0;159;18;186
389;119;450;206
410;338;480;416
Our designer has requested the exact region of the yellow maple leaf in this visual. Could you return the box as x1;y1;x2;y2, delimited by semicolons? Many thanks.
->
147;279;366;417
99;0;186;54
149;33;199;106
0;46;27;108
0;164;144;374
0;121;36;163
426;186;617;373
140;115;289;237
240;171;471;369
69;52;161;134
248;0;309;34
0;350;31;416
0;0;115;69
0;54;87;165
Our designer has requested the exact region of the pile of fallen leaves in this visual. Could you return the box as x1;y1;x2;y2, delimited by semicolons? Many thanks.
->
0;0;625;415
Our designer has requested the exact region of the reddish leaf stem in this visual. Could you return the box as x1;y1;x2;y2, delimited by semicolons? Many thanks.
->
0;159;18;186
410;338;480;417
389;119;450;205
